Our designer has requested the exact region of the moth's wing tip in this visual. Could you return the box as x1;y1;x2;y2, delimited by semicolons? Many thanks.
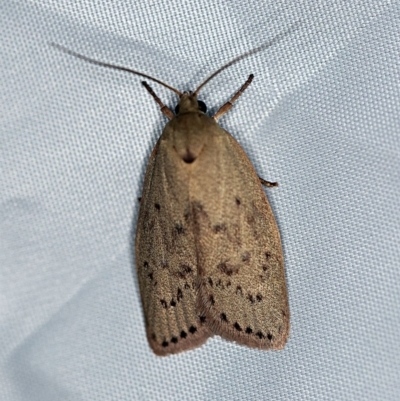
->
213;322;290;351
198;295;290;351
269;329;290;350
271;340;288;350
146;326;212;356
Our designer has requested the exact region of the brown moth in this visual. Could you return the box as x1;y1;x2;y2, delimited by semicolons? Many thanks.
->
135;78;289;355
51;29;296;355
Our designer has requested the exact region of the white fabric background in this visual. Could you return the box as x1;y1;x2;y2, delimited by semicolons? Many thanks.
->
1;1;400;400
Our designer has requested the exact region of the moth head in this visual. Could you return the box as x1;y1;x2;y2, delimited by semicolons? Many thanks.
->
175;93;207;115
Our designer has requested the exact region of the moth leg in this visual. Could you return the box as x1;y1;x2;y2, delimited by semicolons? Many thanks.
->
259;176;278;187
213;74;254;120
142;81;174;120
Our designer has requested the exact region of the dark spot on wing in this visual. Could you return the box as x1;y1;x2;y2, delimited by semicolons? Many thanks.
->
155;203;160;210
265;252;271;260
162;340;169;347
213;224;227;233
217;262;230;276
247;294;255;304
217;262;238;276
151;333;156;340
234;322;242;331
178;264;193;279
171;336;178;344
143;261;149;268
148;272;153;280
209;295;215;305
199;315;206;323
236;286;243;296
256;294;263;302
235;197;241;206
160;299;167;308
220;313;228;322
180;330;187;339
175;223;185;234
189;325;197;334
170;299;176;307
256;331;265;339
267;333;273;341
177;288;183;301
245;327;253;334
247;215;255;225
208;277;213;287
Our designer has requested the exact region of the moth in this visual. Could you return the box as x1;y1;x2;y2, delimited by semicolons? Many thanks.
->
51;30;294;355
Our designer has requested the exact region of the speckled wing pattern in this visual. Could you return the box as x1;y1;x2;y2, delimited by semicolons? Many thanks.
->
136;116;288;355
135;139;211;356
190;129;289;350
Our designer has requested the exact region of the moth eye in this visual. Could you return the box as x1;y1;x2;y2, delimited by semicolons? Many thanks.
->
174;104;180;115
197;100;207;113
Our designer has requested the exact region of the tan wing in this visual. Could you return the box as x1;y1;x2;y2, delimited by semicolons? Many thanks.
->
190;129;289;350
135;138;211;356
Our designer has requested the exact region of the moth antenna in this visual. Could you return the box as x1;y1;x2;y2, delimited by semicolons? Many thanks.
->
49;42;183;96
194;21;302;95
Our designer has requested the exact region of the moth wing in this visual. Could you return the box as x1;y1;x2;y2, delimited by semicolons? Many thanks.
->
135;138;211;356
191;129;289;350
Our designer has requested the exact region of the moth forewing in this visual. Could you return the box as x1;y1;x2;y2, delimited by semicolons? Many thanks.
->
192;129;289;350
135;133;212;356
